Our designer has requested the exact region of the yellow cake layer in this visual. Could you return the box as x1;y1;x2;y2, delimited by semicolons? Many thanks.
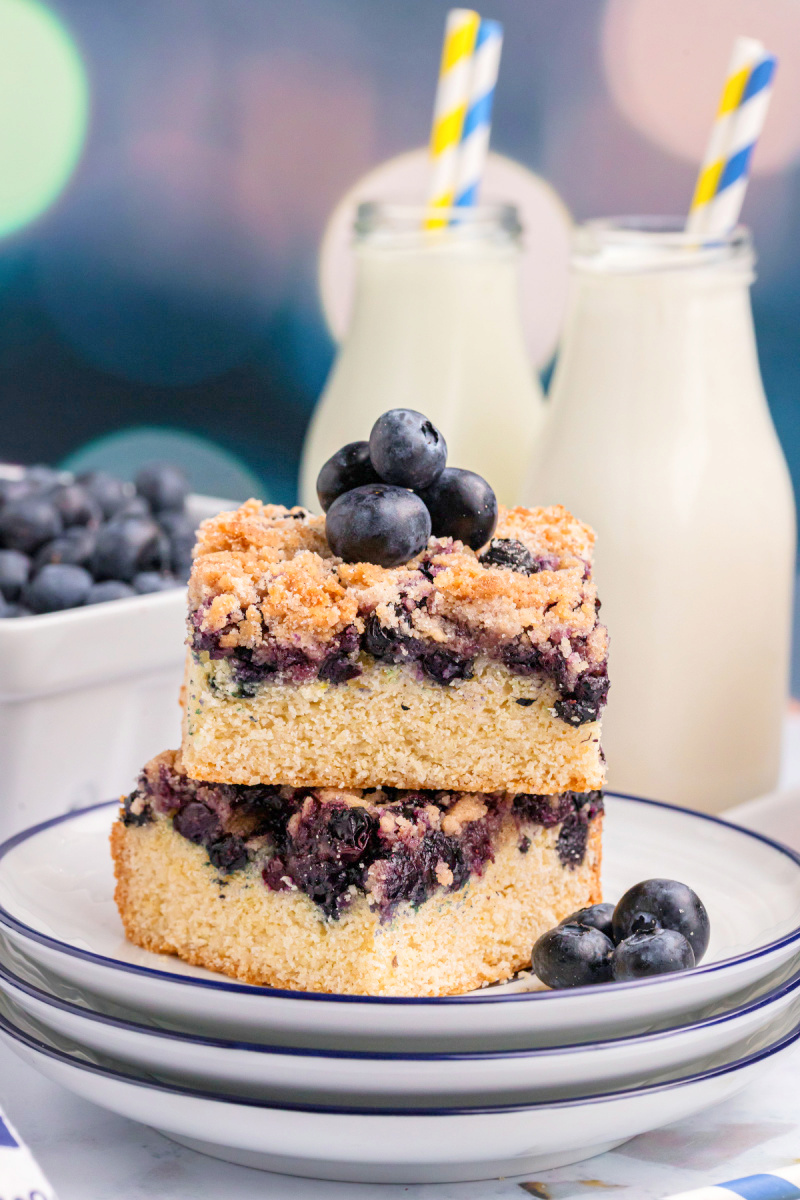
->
181;654;604;793
111;813;603;998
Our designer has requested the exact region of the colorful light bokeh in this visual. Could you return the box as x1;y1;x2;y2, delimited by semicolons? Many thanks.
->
0;0;88;237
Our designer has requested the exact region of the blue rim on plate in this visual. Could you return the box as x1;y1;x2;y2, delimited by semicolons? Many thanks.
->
1;793;800;1007
1;1000;798;1117
1;943;800;1061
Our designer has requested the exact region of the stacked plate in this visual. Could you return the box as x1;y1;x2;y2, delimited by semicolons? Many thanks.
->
1;793;800;1183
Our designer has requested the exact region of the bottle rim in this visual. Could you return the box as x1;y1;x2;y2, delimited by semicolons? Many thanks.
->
573;217;754;274
354;201;522;242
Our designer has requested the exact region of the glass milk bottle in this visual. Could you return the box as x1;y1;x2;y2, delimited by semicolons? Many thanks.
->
300;202;545;509
523;219;795;813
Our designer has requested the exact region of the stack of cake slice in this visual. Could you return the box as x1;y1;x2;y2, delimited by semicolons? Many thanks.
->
112;499;608;997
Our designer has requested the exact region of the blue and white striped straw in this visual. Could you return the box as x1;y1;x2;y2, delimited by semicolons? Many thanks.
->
0;1106;58;1198
705;51;777;236
452;17;503;210
663;1162;800;1198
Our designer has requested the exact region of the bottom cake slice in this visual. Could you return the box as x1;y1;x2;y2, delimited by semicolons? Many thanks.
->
111;751;603;997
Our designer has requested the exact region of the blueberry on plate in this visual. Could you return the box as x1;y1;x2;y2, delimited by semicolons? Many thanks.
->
612;878;710;963
22;564;93;613
0;495;63;553
0;549;31;601
612;922;695;980
133;571;178;594
34;527;97;571
560;902;616;941
418;467;497;551
316;441;381;511
532;922;614;988
368;409;447;491
134;461;189;512
326;484;432;568
92;517;171;582
0;591;9;617
50;483;102;528
86;580;136;605
76;471;131;519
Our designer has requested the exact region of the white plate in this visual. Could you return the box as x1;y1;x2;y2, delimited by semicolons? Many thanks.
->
3;941;800;1104
0;995;797;1184
2;795;800;1051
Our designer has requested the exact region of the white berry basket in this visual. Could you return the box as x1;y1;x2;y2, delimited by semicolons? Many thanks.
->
0;492;232;839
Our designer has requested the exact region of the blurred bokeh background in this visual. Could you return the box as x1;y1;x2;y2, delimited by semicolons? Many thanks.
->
1;0;800;637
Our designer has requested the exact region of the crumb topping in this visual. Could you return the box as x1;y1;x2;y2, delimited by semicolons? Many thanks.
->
188;499;601;654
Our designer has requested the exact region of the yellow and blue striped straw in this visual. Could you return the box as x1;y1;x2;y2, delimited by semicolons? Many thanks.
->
453;18;503;211
424;8;480;229
686;36;778;237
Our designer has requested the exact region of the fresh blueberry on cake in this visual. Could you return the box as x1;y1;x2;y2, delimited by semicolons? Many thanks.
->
111;409;609;997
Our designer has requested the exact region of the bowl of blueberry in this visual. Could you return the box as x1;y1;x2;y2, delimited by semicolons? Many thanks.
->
0;461;203;618
0;461;232;837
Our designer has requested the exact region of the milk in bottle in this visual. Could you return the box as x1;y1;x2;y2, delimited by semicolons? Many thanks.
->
300;202;545;509
523;219;795;812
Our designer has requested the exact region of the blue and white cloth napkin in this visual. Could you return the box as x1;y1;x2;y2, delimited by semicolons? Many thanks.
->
665;1166;800;1199
0;1106;57;1200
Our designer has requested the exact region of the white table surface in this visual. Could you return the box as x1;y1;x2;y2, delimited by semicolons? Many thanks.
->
5;715;800;1200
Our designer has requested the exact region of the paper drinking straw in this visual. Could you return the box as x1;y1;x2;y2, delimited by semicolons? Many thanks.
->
424;8;480;228
453;18;503;210
704;51;777;236
686;36;777;236
662;1162;800;1198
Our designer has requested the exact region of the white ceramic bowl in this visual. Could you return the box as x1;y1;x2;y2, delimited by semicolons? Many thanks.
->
0;491;232;836
1;994;797;1184
2;941;800;1105
2;795;800;1051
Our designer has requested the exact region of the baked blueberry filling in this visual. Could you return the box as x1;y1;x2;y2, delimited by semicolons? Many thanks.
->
192;599;607;725
123;765;603;921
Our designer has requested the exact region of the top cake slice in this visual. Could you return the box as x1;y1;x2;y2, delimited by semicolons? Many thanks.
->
181;499;608;793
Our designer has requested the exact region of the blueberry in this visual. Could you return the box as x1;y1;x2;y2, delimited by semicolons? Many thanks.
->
173;801;221;845
115;496;152;520
612;926;696;980
368;409;447;490
207;835;249;874
532;922;614;988
92;517;171;582
612;879;710;963
86;580;136;605
0;495;63;553
0;591;9;617
316;441;381;512
326;484;431;568
2;604;32;618
418;468;497;551
50;483;102;527
133;571;178;594
24;465;62;491
76;471;131;519
561;902;616;941
479;538;538;575
158;510;196;579
23;564;93;613
34;527;97;571
0;549;31;600
134;461;189;512
0;478;34;507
